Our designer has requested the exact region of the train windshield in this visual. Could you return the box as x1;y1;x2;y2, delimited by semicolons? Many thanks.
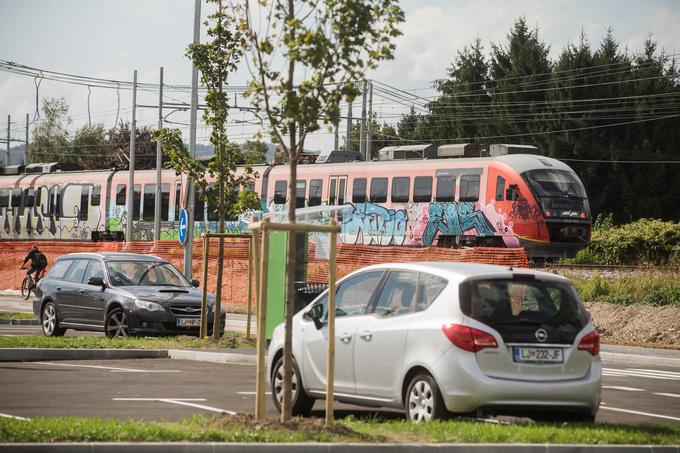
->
522;170;586;198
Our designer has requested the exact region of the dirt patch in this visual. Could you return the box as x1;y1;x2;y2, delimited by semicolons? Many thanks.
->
585;301;680;349
201;413;382;442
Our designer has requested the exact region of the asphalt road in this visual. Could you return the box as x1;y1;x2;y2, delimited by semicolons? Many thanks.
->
0;357;678;425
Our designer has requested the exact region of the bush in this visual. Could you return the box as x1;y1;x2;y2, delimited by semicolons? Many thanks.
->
572;272;680;307
573;218;680;265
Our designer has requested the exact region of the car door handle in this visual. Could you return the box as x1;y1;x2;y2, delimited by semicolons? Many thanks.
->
79;290;85;294
359;331;372;341
56;287;62;292
339;333;352;344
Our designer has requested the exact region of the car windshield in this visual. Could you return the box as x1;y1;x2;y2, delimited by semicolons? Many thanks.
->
522;169;586;198
106;261;189;287
459;278;589;328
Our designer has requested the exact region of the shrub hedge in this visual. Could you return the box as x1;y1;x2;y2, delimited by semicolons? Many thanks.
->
573;218;680;265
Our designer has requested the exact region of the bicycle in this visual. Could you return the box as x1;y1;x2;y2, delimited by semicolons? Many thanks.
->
20;268;42;301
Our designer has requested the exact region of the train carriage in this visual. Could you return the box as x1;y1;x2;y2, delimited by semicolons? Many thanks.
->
0;144;591;258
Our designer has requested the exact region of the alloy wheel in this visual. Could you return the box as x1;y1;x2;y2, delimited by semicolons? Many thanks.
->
408;379;435;422
274;362;298;404
42;304;56;335
106;311;129;338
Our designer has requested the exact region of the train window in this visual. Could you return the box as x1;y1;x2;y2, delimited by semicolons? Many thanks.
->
116;184;126;205
0;188;9;208
91;186;101;206
370;177;388;203
274;180;287;204
391;177;410;203
413;176;433;203
459;175;480;202
296;180;306;208
11;187;21;207
243;182;255;192
174;183;182;221
39;187;49;216
194;189;205;221
337;177;346;205
23;188;35;208
49;186;61;218
308;179;322;207
495;176;506;201
435;175;455;202
133;185;141;220
143;184;156;221
352;178;367;203
79;186;90;221
161;184;170;221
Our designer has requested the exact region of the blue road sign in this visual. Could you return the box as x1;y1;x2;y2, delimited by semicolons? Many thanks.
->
178;208;188;245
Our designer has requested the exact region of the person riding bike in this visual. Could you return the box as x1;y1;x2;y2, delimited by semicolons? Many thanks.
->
19;245;48;286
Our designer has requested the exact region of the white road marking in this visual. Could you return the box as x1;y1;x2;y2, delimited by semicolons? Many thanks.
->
654;392;680;398
603;368;680;380
0;412;30;421
236;391;271;395
629;368;680;378
113;398;235;415
599;404;680;422
602;386;644;392
35;362;180;373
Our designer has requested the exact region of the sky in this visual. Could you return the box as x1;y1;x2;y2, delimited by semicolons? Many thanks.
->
1;0;679;154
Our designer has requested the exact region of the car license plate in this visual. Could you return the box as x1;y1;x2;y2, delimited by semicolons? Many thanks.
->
513;347;563;363
176;318;200;327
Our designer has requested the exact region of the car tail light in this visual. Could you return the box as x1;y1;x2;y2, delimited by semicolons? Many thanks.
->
442;323;498;352
577;330;600;356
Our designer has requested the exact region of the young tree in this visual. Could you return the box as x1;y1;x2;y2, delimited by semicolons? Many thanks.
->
157;0;259;340
30;97;71;163
237;0;404;422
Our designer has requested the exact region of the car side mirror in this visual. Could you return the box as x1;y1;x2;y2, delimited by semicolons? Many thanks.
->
191;279;200;288
88;276;106;287
304;303;325;329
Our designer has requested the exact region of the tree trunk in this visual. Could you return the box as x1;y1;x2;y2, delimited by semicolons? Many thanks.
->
213;151;225;340
280;0;298;425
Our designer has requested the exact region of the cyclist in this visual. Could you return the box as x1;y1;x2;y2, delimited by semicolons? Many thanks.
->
19;245;48;286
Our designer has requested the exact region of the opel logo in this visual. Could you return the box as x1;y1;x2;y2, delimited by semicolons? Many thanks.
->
535;328;548;343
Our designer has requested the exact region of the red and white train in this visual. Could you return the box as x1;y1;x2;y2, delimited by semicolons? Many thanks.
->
0;144;591;258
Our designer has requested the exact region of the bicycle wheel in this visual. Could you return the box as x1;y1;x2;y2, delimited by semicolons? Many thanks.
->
21;277;31;300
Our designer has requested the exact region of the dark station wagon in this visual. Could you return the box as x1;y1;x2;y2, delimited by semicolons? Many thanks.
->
33;252;224;338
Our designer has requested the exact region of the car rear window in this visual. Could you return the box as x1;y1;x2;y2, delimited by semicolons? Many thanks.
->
459;278;588;329
46;260;72;280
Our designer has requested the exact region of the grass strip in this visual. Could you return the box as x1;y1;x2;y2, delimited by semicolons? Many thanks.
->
0;313;35;320
0;333;255;350
568;272;680;307
1;415;679;444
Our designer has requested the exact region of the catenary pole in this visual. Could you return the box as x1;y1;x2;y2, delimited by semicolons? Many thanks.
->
25;113;29;163
183;0;201;279
6;115;9;166
154;67;164;241
366;81;373;161
346;101;352;152
126;70;137;242
333;125;339;152
359;80;367;159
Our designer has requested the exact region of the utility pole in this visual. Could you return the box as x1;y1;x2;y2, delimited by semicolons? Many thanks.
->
333;125;339;152
359;80;367;159
126;70;138;242
346;100;352;152
25;113;29;163
6;115;9;167
366;81;373;161
154;67;164;242
183;0;201;280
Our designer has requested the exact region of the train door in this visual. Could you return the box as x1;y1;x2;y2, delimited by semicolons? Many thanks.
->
328;176;347;206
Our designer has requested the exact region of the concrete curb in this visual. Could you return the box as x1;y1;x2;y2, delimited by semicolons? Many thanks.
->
0;443;677;452
0;348;168;362
168;349;256;366
601;351;680;368
0;318;39;325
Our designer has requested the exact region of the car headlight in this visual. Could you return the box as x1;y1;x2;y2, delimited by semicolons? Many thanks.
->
134;299;164;312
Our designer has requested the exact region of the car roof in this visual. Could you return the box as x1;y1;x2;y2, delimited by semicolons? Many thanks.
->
352;261;568;283
56;252;167;262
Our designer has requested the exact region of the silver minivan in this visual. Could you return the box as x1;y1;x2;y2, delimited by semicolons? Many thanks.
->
267;262;601;422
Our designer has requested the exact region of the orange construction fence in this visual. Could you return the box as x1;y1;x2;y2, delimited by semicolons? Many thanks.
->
0;239;528;312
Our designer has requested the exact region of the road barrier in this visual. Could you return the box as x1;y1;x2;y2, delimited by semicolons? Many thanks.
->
0;239;528;310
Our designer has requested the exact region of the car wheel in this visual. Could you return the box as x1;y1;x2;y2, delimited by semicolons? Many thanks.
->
41;302;66;337
105;307;129;339
405;373;448;422
271;356;315;416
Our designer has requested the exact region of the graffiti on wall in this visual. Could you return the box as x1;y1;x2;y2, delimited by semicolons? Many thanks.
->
421;202;495;246
341;202;409;245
